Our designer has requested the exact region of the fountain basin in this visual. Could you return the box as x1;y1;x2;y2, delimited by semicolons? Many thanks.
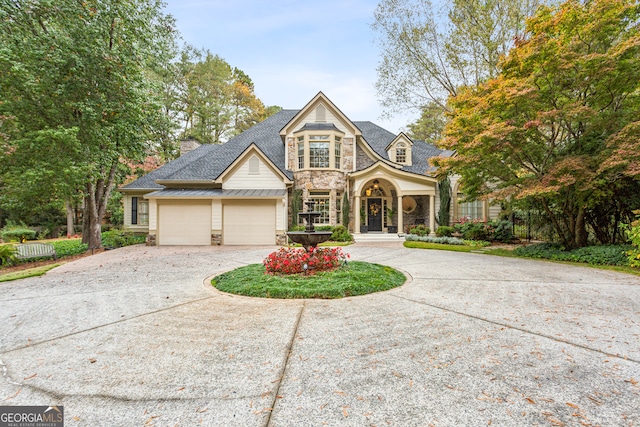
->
287;231;332;251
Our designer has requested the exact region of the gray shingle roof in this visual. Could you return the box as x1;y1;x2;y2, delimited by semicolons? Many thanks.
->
121;109;453;191
121;110;298;190
354;121;453;175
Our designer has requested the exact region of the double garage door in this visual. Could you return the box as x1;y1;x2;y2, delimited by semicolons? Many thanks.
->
157;200;276;246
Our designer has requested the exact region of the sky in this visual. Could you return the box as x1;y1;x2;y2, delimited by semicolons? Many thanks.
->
162;0;416;134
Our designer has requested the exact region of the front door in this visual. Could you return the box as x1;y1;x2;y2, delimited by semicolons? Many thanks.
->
368;198;383;231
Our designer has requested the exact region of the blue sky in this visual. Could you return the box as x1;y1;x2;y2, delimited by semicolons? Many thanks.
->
162;0;415;134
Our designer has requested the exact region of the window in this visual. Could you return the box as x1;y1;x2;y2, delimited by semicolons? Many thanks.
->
309;191;330;225
334;137;341;169
131;197;149;226
396;143;407;163
309;135;330;168
458;199;484;220
293;127;344;170
297;137;305;169
131;197;138;225
336;192;342;225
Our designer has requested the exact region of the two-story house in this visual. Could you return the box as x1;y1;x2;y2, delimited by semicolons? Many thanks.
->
120;92;498;245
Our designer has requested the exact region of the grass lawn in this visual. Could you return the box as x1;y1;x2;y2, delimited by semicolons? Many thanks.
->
403;241;487;252
212;261;406;299
404;241;640;276
0;264;60;282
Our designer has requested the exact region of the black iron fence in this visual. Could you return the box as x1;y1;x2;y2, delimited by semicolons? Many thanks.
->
511;210;556;242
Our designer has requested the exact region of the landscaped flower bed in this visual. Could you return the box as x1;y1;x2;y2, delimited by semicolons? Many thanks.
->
263;247;349;275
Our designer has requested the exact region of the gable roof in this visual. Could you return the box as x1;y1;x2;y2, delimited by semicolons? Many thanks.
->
280;91;362;138
121;109;298;190
121;101;454;191
354;121;453;175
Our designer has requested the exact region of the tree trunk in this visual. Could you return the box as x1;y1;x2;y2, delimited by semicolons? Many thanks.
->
65;199;75;237
81;161;119;249
575;205;588;248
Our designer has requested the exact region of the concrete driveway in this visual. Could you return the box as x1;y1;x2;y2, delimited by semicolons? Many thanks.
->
1;243;639;426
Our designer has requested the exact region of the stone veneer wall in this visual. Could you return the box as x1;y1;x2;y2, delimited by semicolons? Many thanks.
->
293;170;348;226
355;143;376;170
402;196;431;232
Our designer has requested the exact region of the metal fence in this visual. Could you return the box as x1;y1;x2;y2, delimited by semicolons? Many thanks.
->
512;210;555;242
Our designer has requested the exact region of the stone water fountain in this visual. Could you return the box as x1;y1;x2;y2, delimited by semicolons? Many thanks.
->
287;200;332;251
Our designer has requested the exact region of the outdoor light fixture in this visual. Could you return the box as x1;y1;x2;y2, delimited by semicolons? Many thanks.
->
365;179;382;197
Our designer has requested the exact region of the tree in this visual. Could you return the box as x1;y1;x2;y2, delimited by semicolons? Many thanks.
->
373;0;542;116
437;176;451;226
177;50;273;144
435;0;640;248
0;0;176;249
406;102;447;143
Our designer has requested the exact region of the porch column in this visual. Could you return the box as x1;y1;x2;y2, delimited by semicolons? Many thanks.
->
397;195;403;234
429;194;436;235
355;195;361;234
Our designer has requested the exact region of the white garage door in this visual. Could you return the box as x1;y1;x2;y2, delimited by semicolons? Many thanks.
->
223;200;276;245
158;201;212;245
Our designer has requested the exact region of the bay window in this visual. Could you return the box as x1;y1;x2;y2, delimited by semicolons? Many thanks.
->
294;129;344;170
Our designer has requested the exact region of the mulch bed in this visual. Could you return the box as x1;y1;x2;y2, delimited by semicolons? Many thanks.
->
0;249;105;276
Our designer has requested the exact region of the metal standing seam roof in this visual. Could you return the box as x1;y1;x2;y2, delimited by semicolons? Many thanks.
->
145;189;287;198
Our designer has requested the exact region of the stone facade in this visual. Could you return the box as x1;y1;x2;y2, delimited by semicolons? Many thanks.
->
179;138;201;156
342;137;355;171
356;143;376;170
276;233;287;246
146;234;157;246
402;196;431;232
293;170;348;226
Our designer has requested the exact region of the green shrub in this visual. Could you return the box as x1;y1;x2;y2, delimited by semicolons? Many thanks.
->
330;225;353;242
1;221;37;242
514;243;631;266
455;221;489;241
101;230;146;248
622;211;640;268
408;224;431;236
405;234;465;245
490;220;513;242
50;240;88;258
436;226;454;237
0;244;17;266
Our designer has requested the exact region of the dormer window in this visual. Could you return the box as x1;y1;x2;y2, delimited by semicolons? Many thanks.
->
294;123;344;171
396;143;407;163
387;135;413;166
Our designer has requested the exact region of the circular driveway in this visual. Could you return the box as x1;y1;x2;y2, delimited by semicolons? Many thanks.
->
1;243;639;426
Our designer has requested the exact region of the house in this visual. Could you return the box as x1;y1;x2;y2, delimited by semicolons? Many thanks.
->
120;92;500;246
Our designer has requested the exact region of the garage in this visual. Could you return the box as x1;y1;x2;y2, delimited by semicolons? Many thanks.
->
223;200;276;245
158;200;212;245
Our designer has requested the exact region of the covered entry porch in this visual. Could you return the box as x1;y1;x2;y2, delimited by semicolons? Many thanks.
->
350;165;438;235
